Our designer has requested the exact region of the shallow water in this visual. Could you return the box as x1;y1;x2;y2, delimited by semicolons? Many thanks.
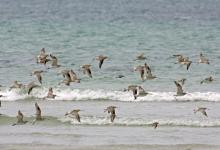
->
0;0;220;149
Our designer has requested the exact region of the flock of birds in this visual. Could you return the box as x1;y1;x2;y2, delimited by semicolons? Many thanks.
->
0;48;214;129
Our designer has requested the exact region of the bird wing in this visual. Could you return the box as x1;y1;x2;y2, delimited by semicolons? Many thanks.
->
27;83;39;95
75;113;81;122
86;68;92;78
202;110;208;117
140;69;145;81
186;62;191;70
35;103;41;115
110;114;116;122
36;73;42;84
99;59;104;69
174;81;184;95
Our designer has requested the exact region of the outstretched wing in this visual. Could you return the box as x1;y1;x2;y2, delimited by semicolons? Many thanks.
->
174;81;184;95
99;59;104;69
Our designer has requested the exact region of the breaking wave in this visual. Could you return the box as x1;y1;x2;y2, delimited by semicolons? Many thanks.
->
0;88;220;102
60;115;220;127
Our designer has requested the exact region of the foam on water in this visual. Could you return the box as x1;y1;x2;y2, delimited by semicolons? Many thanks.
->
60;115;220;127
1;88;220;102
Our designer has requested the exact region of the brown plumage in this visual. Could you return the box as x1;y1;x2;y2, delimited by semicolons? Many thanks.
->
12;110;28;126
37;48;50;65
144;63;156;79
194;107;208;117
174;81;186;96
135;53;147;60
81;64;92;78
31;70;44;84
134;65;145;81
65;109;81;122
200;76;213;84
9;81;24;91
26;82;40;95
96;55;108;69
104;106;117;123
152;122;159;129
50;54;61;68
47;87;56;99
35;103;43;120
199;53;209;64
69;70;80;83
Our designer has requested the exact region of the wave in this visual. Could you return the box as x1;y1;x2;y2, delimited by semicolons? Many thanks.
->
0;88;220;102
60;116;220;127
1;114;220;127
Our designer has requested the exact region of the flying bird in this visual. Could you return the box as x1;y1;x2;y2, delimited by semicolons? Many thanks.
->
199;53;209;64
65;109;81;122
12;110;28;126
200;76;213;84
134;65;145;81
104;106;117;123
9;81;24;91
50;54;61;68
144;63;156;79
26;81;40;95
174;81;186;96
152;122;159;129
135;53;147;60
31;70;45;84
96;55;108;69
194;107;208;117
81;64;92;78
46;87;56;99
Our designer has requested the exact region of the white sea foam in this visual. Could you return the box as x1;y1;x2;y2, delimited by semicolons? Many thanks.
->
60;115;220;127
0;88;220;102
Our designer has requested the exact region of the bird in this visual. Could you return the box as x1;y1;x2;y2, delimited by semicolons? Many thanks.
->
200;76;213;84
9;81;24;91
46;87;56;99
152;122;159;129
199;53;209;64
104;106;117;123
81;64;92;78
116;75;125;78
173;54;185;64
69;70;80;83
50;54;61;68
96;55;108;69
58;69;77;86
38;48;47;58
31;70;45;84
37;48;50;65
194;107;208;117
38;56;50;66
46;87;56;98
124;85;139;99
35;102;43;120
134;65;145;81
180;58;192;70
12;110;28;126
26;81;40;95
174;81;186;96
174;55;192;70
135;53;147;60
137;86;148;97
65;109;81;122
144;63;156;79
59;78;71;86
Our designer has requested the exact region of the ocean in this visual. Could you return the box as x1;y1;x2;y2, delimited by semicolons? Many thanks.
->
0;0;220;149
